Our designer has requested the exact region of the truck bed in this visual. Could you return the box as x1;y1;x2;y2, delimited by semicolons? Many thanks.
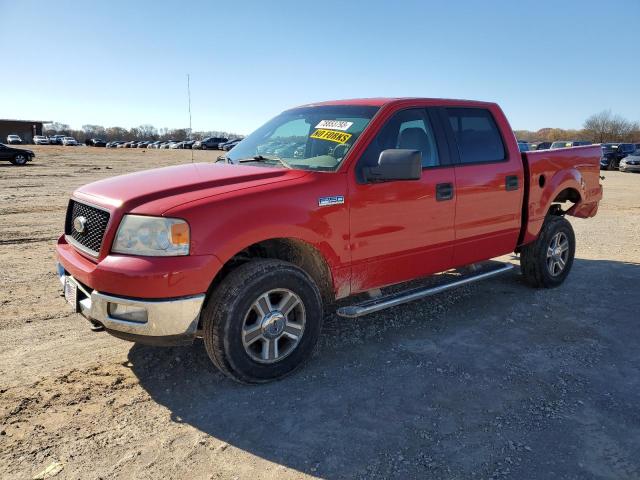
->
519;145;603;246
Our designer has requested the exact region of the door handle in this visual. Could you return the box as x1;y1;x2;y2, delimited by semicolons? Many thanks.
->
436;182;454;201
505;175;519;191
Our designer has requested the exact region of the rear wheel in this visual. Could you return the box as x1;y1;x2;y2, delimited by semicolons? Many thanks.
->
608;159;618;170
520;215;575;288
10;154;28;166
202;259;324;383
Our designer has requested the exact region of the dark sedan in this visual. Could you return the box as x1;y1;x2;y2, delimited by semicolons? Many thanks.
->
600;143;636;170
0;143;35;165
193;137;228;150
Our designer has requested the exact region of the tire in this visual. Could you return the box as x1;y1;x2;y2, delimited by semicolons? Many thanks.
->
520;215;576;288
201;145;207;150
202;259;324;384
608;159;618;171
10;154;28;166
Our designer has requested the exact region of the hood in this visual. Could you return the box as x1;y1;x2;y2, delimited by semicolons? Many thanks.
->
75;162;308;214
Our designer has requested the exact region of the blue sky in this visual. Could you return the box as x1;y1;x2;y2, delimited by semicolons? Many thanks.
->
1;0;638;134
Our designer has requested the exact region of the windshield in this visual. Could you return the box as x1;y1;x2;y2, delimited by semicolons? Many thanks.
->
226;105;379;171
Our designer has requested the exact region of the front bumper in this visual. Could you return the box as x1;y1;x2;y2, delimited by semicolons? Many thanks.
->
619;163;640;172
57;262;205;346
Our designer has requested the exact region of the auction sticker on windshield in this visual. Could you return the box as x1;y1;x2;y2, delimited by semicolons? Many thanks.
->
310;129;352;144
315;120;353;131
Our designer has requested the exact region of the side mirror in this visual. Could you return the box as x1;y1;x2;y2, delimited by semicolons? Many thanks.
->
363;149;422;183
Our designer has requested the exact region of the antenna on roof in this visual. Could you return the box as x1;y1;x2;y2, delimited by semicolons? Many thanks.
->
187;73;193;163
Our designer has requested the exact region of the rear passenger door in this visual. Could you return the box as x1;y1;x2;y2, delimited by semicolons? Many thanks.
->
440;107;523;265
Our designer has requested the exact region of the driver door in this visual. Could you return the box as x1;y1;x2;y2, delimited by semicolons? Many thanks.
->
348;108;456;293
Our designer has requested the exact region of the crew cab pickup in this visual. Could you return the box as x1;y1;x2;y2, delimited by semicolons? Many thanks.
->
56;98;602;383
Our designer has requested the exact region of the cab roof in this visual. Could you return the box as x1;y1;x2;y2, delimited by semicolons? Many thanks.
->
298;97;497;108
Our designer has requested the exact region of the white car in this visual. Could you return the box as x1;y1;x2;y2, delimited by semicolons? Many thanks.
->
6;134;22;144
62;137;78;146
33;135;50;145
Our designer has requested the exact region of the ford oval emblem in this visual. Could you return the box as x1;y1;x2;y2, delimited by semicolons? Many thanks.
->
73;216;87;234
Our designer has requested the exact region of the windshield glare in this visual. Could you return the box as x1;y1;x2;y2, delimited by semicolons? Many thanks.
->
226;105;379;171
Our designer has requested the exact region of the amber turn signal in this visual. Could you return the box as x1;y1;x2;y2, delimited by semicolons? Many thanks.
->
170;222;190;245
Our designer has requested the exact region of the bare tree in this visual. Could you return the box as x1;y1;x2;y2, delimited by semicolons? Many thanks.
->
584;110;638;143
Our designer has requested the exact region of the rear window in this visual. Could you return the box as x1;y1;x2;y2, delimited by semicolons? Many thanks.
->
446;108;506;164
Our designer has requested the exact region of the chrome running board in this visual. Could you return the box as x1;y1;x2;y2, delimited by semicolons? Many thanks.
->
336;263;514;318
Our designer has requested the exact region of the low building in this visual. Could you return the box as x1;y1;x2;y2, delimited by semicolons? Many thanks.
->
0;119;51;144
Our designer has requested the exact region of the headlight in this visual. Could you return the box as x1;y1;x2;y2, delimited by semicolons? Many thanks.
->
112;215;190;256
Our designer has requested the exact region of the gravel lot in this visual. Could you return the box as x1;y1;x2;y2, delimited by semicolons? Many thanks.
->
1;146;639;479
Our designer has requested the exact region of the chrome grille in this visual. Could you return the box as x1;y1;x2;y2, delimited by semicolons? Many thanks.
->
65;200;110;256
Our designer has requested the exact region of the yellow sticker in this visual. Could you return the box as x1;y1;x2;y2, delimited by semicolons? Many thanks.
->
310;129;352;144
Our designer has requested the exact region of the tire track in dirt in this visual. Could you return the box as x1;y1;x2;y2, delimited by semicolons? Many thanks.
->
0;237;55;246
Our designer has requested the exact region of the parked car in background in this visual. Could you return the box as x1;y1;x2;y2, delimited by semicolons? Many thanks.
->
33;135;50;145
106;141;123;148
0;142;35;165
147;141;161;149
600;143;636;170
551;141;592;149
533;141;552;151
193;137;228;150
619;152;640;173
223;140;240;151
517;141;530;152
63;137;78;146
6;134;23;144
218;138;242;150
159;141;178;149
49;135;65;145
91;138;107;147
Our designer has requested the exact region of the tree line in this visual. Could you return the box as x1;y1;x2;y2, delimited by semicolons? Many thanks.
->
43;109;638;145
514;110;639;143
43;123;242;142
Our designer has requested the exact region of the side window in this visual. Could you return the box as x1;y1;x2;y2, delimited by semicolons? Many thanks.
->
446;108;506;164
359;109;440;171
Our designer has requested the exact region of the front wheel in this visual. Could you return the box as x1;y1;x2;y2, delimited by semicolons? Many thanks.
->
10;154;28;166
608;159;618;171
202;259;324;383
520;215;576;288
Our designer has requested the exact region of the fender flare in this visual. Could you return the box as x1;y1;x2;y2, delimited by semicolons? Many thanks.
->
521;168;583;245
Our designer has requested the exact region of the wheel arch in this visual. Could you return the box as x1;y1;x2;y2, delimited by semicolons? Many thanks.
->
204;237;336;315
519;169;583;246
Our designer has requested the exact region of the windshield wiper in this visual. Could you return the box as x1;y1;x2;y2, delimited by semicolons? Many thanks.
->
237;155;292;169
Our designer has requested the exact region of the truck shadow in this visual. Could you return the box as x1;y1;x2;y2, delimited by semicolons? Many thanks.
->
128;258;640;478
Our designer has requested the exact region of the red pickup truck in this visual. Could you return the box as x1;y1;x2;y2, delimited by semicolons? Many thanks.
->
56;98;602;383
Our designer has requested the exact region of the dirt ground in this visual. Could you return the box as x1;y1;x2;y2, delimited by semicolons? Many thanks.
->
0;146;639;479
